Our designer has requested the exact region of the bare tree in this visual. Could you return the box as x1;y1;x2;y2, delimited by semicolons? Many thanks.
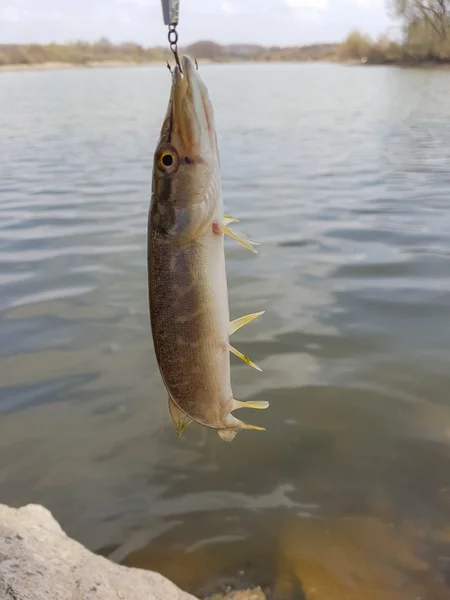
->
389;1;449;40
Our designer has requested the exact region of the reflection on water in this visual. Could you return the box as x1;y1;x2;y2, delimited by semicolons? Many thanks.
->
1;63;450;598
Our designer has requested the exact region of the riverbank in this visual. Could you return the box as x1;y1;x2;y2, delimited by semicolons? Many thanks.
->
0;59;170;73
374;58;450;69
0;57;332;73
3;56;450;74
0;40;337;73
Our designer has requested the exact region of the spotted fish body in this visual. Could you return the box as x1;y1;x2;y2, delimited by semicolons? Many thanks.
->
147;55;268;441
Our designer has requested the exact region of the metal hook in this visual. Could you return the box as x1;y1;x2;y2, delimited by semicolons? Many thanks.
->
161;2;182;73
168;24;182;73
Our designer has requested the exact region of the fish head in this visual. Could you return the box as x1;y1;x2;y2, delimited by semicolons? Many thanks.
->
151;56;220;240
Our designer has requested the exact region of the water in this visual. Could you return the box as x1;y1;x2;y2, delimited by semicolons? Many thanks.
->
1;62;450;599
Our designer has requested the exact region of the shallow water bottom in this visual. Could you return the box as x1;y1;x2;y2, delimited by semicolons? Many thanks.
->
122;510;450;599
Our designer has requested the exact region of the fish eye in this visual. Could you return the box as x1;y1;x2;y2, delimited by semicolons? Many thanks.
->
156;146;179;173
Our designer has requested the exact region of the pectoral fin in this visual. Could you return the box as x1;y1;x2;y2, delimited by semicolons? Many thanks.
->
229;311;265;336
168;395;192;437
226;343;262;372
224;214;239;225
219;222;259;254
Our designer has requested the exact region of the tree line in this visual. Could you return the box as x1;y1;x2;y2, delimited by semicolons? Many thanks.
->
340;1;450;63
0;39;171;67
0;39;337;67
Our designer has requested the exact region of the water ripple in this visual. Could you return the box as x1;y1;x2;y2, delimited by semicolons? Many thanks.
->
1;63;450;596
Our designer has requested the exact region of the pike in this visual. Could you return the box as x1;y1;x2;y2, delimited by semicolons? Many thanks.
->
147;55;268;442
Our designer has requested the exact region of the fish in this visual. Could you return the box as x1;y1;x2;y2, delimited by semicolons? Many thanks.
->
147;55;269;441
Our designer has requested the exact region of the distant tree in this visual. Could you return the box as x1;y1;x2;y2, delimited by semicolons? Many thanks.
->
339;30;374;60
184;41;223;60
389;1;449;40
98;37;112;46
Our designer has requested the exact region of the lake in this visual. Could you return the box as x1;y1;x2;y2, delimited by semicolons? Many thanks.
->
1;61;450;599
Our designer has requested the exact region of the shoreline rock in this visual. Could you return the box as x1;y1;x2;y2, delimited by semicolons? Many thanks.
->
0;503;196;600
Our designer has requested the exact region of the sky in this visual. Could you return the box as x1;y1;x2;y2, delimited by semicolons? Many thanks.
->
0;0;399;46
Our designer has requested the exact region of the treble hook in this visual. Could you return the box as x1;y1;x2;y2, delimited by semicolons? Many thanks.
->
161;1;182;73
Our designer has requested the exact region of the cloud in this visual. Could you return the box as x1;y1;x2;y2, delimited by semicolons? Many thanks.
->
285;0;329;22
185;0;282;15
0;5;31;22
219;1;240;14
118;0;150;7
286;0;329;9
1;0;391;46
353;0;382;6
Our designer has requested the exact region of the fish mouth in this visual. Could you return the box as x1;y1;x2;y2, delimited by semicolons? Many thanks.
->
170;55;215;158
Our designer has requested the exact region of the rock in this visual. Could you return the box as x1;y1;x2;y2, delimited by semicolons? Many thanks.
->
206;588;267;600
0;504;196;600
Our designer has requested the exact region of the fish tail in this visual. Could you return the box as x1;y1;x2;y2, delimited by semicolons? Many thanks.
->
217;428;239;442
